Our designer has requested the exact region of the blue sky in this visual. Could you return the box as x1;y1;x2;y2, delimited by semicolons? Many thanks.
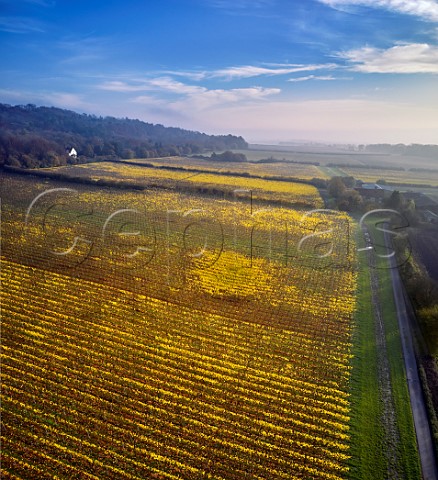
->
1;0;438;144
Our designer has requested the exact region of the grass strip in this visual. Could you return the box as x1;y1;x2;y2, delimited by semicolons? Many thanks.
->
347;225;385;479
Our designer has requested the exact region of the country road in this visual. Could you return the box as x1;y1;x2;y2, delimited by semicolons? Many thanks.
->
384;228;438;480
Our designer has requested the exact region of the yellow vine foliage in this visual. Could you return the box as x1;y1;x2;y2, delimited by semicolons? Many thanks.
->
1;173;357;480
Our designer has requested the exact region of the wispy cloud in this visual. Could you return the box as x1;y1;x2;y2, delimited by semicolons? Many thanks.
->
127;85;281;129
170;86;281;111
0;16;45;33
339;43;438;73
153;63;338;82
160;70;207;82
146;86;279;128
130;95;165;105
99;81;151;93
207;64;338;80
100;76;281;112
288;75;340;82
99;77;205;95
318;0;438;22
58;36;110;64
146;77;206;95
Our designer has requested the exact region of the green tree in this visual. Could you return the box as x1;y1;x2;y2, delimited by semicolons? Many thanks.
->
82;144;95;158
342;176;356;188
122;149;135;159
386;190;403;210
328;177;346;198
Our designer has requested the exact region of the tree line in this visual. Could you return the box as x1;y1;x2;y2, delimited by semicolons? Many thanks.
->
0;103;248;168
359;143;438;157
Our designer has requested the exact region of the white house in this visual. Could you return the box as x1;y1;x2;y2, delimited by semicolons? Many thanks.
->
68;148;78;158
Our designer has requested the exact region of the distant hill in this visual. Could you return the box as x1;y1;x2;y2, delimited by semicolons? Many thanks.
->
0;103;248;168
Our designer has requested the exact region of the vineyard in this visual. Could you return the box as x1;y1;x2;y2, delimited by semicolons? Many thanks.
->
43;161;324;208
339;166;438;187
125;156;328;181
1;171;357;479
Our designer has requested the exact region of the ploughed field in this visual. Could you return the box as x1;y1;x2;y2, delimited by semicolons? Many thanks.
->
1;171;357;480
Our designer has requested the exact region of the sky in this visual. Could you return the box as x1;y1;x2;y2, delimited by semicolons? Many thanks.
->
1;0;438;144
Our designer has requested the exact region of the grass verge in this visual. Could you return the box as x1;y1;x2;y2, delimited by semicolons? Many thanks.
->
348;227;385;479
348;219;421;479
